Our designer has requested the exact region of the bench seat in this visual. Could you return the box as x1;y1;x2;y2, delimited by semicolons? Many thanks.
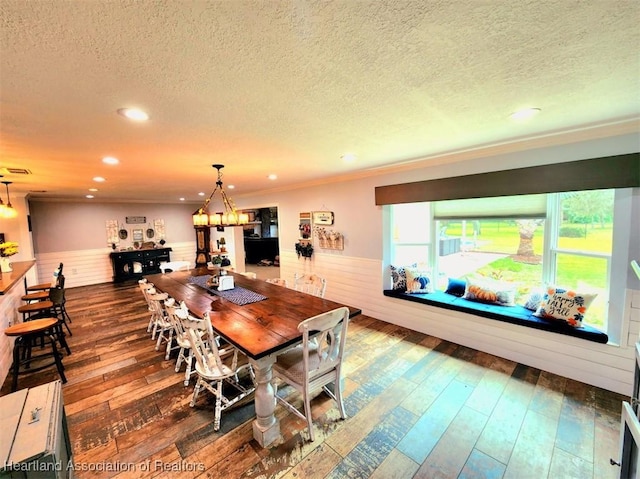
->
383;289;608;344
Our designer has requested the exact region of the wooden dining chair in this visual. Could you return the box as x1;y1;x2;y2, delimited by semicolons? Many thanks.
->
272;306;350;441
164;299;197;385
183;311;256;431
147;290;173;355
138;280;156;333
293;273;327;298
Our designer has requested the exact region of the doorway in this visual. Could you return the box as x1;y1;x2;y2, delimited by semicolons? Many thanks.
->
243;207;280;280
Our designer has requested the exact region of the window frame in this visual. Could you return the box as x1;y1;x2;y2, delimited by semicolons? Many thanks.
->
388;188;628;343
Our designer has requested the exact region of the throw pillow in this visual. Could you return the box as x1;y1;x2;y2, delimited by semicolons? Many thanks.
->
390;264;416;291
445;277;467;297
523;288;545;311
533;286;596;327
462;277;516;306
405;267;434;294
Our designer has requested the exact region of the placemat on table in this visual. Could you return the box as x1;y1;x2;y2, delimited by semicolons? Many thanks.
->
188;275;267;306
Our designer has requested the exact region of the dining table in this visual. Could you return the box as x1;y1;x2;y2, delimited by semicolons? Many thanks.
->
144;267;361;447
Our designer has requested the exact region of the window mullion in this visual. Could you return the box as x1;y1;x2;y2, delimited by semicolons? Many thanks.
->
542;193;559;284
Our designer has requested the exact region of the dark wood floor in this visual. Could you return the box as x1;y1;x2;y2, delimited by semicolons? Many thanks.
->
1;281;628;479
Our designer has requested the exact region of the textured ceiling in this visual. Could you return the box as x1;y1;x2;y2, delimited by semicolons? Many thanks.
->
1;0;639;203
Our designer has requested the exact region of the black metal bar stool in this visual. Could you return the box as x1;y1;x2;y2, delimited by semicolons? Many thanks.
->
24;262;63;292
21;290;49;302
16;300;71;355
4;318;67;392
17;300;54;321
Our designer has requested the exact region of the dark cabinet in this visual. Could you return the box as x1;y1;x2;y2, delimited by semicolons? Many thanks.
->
110;247;172;282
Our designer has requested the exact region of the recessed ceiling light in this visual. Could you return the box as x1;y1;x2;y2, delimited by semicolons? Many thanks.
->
198;192;205;196
341;153;357;162
227;184;235;189
510;108;541;120
86;195;94;199
179;197;185;201
102;156;119;165
93;176;105;182
88;188;98;192
117;108;149;121
268;174;277;180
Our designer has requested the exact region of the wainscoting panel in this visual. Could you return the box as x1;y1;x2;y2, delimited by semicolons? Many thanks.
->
0;277;29;387
279;248;637;395
33;242;196;289
22;245;637;395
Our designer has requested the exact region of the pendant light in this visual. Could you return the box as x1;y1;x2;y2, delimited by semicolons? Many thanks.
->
0;176;5;216
1;180;17;218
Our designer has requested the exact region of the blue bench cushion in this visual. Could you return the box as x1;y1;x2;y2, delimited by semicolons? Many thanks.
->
383;289;608;344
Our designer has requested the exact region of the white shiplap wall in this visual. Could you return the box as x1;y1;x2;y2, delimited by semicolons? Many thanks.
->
0;276;31;386
31;242;196;288
12;244;636;395
280;248;639;396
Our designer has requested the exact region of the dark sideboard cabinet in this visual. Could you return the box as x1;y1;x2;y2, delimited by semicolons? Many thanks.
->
109;247;172;282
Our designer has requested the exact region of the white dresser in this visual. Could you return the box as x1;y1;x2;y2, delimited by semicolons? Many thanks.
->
0;380;73;478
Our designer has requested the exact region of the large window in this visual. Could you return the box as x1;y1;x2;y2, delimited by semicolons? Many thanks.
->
390;189;615;332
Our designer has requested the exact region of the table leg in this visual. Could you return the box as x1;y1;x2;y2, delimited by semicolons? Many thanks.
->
250;355;280;447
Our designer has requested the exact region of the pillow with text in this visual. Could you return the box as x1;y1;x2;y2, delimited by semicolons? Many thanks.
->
533;286;597;327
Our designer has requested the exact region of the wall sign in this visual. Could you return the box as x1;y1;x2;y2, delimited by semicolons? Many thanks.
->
126;216;146;224
312;211;334;225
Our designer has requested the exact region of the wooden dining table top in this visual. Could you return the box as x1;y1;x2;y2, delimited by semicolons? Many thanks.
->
144;267;361;360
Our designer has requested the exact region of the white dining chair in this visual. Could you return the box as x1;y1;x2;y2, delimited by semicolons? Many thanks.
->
272;306;350;441
147;290;173;355
239;271;257;279
159;260;190;273
265;278;288;287
183;311;256;431
164;299;197;385
293;273;327;298
138;280;156;333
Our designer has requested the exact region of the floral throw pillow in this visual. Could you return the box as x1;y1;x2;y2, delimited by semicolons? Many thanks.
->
533;286;597;327
405;267;434;294
390;264;416;291
462;277;516;306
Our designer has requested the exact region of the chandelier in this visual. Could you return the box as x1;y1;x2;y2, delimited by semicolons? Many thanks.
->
192;164;248;227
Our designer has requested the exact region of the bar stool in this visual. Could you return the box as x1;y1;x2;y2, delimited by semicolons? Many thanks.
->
21;290;49;302
25;262;63;292
18;300;54;321
49;287;72;335
4;318;67;392
16;300;71;355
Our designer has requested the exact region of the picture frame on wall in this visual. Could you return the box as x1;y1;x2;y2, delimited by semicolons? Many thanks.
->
132;229;144;242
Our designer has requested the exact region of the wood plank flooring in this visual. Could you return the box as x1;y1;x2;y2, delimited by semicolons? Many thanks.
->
0;281;628;479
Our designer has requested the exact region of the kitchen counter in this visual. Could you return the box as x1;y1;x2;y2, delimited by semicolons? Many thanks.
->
0;260;36;295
